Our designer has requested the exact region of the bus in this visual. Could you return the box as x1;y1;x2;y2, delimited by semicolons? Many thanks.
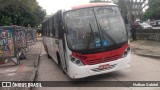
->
42;3;131;79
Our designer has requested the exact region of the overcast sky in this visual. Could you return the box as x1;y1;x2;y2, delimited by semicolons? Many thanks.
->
37;0;90;15
37;0;148;15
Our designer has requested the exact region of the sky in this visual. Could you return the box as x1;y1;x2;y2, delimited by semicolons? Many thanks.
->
37;0;148;15
37;0;90;15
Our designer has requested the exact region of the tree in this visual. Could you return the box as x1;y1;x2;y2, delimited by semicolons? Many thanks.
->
0;0;46;27
143;0;160;20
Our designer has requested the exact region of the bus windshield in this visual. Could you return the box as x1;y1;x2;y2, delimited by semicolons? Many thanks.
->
64;6;127;51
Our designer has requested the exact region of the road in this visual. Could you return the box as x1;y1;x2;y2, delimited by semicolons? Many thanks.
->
33;46;160;90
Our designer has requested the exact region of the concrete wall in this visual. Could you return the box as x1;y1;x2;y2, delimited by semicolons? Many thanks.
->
136;29;160;42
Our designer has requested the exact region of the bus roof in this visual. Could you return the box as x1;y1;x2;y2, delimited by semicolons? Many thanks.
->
42;3;117;23
71;3;117;10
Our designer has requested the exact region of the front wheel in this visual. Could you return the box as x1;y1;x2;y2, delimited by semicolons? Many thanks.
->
47;53;52;59
44;44;52;59
57;54;66;74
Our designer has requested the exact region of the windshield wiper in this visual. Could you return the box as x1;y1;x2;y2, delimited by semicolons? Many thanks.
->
92;8;117;46
86;23;95;49
92;8;103;46
97;21;117;45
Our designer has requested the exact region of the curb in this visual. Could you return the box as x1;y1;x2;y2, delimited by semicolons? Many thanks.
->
30;42;42;81
131;47;160;59
34;42;42;67
31;67;38;81
29;42;42;90
136;53;160;59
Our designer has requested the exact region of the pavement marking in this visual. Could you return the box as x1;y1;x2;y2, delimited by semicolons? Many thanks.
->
16;64;24;74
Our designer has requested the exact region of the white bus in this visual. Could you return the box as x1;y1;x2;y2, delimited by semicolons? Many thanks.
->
42;3;131;79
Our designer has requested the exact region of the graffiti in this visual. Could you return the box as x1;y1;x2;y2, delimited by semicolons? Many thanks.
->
32;30;37;42
27;31;33;43
0;29;15;59
0;26;37;60
15;30;27;48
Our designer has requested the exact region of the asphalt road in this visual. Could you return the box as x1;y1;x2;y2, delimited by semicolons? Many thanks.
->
33;46;160;90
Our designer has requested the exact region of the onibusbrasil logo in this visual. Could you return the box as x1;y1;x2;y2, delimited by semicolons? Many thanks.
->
2;82;42;87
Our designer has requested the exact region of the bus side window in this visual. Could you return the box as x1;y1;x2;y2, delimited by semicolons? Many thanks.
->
46;22;48;36
44;23;47;36
47;22;49;37
42;24;44;36
54;14;59;38
46;22;47;36
57;10;63;39
43;23;45;36
52;17;55;37
48;21;50;37
49;20;53;37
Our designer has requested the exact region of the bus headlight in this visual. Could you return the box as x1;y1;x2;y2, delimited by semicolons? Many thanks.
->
70;57;84;66
122;47;130;58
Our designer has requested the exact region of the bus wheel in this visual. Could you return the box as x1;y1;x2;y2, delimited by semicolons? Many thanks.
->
44;45;52;59
57;53;66;74
47;53;52;59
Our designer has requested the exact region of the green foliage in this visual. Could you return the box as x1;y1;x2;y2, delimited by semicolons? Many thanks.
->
0;0;46;27
0;16;12;26
143;0;160;20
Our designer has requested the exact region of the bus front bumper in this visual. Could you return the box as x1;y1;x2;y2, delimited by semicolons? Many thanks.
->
68;53;131;79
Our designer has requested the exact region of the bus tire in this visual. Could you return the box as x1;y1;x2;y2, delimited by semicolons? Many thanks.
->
57;53;66;74
44;44;52;59
47;53;52;59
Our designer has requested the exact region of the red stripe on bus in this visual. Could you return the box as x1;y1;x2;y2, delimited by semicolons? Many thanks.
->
72;42;128;65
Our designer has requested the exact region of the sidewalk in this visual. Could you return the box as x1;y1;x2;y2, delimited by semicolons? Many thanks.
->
0;38;42;90
130;40;160;59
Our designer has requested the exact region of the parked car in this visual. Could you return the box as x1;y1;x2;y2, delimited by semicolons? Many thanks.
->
150;20;160;27
150;21;156;27
155;20;160;27
138;23;152;29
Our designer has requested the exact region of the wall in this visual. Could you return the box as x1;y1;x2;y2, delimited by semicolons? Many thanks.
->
136;29;160;42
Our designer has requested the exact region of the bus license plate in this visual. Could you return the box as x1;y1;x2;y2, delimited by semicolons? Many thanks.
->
98;64;110;70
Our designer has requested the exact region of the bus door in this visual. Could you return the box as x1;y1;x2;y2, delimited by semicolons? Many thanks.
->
48;18;57;62
46;22;52;55
56;11;67;71
51;11;64;64
48;20;55;58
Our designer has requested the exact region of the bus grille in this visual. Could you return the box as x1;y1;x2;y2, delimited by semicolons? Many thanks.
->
91;64;116;72
84;55;121;65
